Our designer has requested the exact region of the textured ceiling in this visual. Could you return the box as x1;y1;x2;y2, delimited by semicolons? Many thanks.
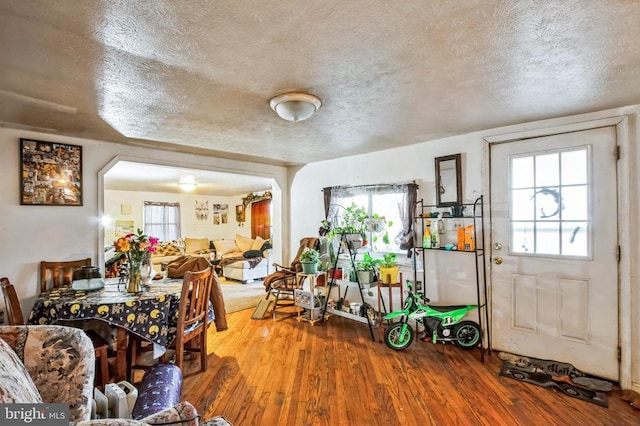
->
1;1;640;167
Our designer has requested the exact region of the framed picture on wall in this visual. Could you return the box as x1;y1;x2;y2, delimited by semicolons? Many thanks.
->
235;204;245;223
115;220;135;237
19;138;83;206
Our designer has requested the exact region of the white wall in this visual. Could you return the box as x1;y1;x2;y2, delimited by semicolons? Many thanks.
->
104;190;251;245
290;105;640;390
0;128;287;320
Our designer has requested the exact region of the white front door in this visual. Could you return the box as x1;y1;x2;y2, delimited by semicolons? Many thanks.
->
490;126;619;380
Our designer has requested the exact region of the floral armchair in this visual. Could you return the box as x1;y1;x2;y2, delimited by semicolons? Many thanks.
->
0;325;203;425
0;324;95;423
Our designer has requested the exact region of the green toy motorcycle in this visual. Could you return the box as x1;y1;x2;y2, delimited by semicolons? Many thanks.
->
384;281;481;351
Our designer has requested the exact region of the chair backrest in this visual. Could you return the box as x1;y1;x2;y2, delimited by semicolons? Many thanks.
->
1;277;25;325
178;267;214;335
39;258;91;293
290;237;320;272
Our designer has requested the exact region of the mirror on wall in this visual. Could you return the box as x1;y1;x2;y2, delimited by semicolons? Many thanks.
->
435;153;462;207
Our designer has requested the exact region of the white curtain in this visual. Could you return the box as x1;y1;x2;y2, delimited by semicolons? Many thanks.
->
143;202;181;242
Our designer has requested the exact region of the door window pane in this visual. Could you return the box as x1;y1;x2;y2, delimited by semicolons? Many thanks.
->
561;149;587;185
511;189;534;221
561;185;588;221
536;221;560;255
562;221;588;256
535;153;559;187
511;221;534;254
533;187;561;221
512;156;534;189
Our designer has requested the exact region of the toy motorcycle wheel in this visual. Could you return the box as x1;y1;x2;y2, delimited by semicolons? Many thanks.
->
385;322;414;350
453;321;481;350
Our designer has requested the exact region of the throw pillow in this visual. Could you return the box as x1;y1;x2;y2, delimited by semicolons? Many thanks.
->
260;240;272;251
235;234;254;252
250;236;265;251
0;337;43;403
153;242;181;257
214;239;239;256
184;237;209;254
243;250;263;258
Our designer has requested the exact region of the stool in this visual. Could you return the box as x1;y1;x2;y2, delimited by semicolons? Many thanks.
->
378;273;403;342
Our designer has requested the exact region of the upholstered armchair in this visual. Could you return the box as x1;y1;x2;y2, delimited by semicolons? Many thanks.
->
0;325;96;423
0;325;205;426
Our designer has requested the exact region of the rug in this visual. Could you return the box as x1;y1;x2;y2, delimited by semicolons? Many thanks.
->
499;352;611;407
220;279;267;313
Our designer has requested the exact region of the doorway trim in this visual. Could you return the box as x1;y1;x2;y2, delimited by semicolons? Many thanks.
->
97;154;284;279
483;115;632;390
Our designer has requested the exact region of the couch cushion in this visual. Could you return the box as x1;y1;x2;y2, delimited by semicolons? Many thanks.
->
214;239;240;256
250;236;265;251
153;241;182;257
236;234;254;252
184;237;209;254
0;336;43;403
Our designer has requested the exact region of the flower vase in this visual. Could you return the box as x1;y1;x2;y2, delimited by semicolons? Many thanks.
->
127;261;142;293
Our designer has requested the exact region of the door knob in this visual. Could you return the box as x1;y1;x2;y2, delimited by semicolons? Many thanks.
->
494;256;503;265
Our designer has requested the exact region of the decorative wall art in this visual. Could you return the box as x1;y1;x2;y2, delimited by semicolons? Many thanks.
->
213;204;229;226
194;200;209;222
235;204;245;224
115;220;135;237
20;138;83;206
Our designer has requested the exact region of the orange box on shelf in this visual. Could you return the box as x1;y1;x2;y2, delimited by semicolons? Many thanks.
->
457;227;465;250
464;225;475;252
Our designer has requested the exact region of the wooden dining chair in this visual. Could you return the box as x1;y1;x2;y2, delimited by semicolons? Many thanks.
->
39;258;91;294
1;277;25;325
169;267;214;372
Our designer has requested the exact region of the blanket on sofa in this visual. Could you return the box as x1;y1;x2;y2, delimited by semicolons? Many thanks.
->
166;256;228;332
217;256;263;269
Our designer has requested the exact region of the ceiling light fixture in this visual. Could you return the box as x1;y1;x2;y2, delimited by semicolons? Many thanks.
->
269;91;321;122
178;177;197;192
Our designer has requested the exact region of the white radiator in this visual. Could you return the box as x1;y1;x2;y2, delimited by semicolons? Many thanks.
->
93;382;138;419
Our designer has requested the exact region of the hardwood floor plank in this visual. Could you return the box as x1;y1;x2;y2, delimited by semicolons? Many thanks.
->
179;309;640;425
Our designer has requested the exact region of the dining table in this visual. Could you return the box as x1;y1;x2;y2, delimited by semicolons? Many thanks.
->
28;277;185;382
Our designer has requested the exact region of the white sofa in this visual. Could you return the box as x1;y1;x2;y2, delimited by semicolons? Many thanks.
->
214;235;271;283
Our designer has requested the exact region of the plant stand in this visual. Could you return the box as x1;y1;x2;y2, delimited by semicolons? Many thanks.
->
321;232;376;341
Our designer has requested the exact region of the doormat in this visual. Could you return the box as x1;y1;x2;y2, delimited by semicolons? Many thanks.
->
499;352;611;407
251;299;272;320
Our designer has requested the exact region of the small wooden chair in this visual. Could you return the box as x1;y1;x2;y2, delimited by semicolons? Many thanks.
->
39;258;91;294
169;267;214;372
1;277;24;325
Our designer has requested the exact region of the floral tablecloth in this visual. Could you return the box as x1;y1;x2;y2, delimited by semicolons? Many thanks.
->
28;279;184;347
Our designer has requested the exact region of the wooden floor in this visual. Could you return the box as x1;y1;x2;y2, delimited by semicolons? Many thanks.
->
179;308;640;426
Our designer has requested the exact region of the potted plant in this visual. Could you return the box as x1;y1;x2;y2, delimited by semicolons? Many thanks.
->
299;247;320;274
377;253;398;284
327;203;368;247
355;253;379;284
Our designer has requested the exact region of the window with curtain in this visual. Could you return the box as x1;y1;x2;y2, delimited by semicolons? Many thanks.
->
251;199;271;240
323;183;417;253
143;202;181;242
